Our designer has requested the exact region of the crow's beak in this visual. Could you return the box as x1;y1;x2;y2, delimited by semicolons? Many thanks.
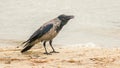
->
69;15;74;19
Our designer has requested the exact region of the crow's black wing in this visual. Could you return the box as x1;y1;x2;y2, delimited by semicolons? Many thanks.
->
27;24;53;43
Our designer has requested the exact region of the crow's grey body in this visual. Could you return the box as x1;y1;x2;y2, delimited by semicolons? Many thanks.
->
33;18;61;44
21;14;74;54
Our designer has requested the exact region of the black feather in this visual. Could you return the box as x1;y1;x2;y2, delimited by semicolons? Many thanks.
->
21;44;33;53
28;24;53;43
56;21;67;32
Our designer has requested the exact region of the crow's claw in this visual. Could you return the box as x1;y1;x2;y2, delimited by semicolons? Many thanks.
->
50;51;59;53
44;52;52;55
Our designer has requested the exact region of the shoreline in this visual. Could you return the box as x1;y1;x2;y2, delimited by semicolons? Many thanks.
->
0;44;120;68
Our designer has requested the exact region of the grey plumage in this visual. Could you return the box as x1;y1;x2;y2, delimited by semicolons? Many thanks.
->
21;14;74;54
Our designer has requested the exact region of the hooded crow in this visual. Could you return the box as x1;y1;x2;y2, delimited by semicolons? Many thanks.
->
21;14;74;55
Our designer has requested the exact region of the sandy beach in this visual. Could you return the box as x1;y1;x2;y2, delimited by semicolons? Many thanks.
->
0;40;120;68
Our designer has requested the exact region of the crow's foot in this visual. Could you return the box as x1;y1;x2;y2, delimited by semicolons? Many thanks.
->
50;51;59;53
44;52;52;55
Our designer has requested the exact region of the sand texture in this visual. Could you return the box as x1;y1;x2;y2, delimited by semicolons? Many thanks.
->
0;43;120;68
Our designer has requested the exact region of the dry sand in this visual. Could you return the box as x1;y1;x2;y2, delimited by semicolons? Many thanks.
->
0;41;120;68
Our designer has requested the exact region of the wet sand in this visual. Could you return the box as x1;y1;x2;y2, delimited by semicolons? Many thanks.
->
0;40;120;68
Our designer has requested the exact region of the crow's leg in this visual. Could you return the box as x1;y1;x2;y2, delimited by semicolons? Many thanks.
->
49;40;59;53
43;41;51;55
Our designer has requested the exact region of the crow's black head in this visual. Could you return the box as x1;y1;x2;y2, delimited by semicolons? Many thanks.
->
55;14;74;32
58;14;74;21
58;14;74;26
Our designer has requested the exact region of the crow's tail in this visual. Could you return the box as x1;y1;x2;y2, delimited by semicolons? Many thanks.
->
16;40;29;48
21;43;34;53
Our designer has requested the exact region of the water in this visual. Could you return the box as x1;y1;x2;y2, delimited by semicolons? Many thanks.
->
0;0;120;47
